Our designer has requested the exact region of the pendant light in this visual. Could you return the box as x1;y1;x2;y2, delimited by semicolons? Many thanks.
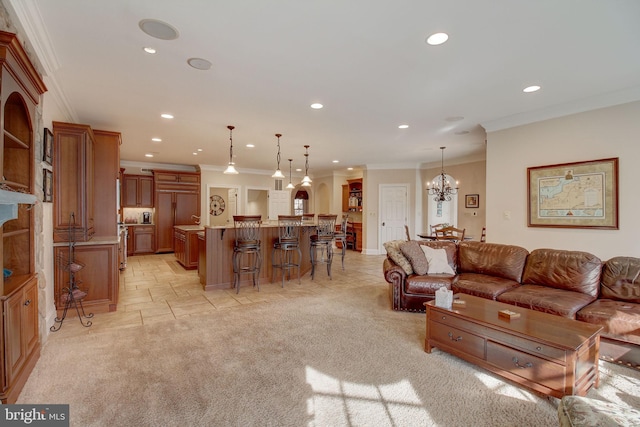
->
223;125;238;174
271;133;285;178
286;158;295;189
301;145;312;187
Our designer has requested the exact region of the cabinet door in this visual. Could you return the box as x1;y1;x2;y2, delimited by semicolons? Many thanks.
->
175;192;199;225
126;226;134;256
122;175;139;207
4;293;26;384
155;192;175;253
139;176;154;207
22;278;39;357
134;227;155;254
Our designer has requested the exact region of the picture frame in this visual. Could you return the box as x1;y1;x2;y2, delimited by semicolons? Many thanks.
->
43;127;53;165
527;157;618;229
465;194;479;208
43;169;53;203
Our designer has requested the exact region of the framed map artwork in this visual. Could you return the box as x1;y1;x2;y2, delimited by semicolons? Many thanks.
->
527;157;618;229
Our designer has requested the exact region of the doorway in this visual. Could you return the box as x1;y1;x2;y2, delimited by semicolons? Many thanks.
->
379;184;409;250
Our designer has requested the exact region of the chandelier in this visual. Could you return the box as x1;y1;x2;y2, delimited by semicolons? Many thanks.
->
223;125;238;174
427;146;458;202
301;145;312;187
271;133;285;178
286;158;295;189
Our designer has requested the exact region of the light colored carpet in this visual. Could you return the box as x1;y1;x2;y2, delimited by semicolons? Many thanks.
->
19;280;640;426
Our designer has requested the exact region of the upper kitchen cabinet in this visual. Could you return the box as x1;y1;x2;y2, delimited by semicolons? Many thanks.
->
93;130;121;237
122;174;153;208
52;122;95;242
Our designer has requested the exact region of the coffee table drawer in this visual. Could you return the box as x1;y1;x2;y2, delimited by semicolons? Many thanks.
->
484;329;566;363
486;341;565;391
429;320;485;359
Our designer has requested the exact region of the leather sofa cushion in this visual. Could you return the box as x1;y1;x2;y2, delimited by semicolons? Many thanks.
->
406;274;455;295
458;241;528;282
601;256;640;303
577;299;640;345
522;249;601;297
497;284;596;319
453;273;520;300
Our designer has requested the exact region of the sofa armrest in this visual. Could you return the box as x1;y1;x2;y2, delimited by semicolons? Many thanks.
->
383;257;407;286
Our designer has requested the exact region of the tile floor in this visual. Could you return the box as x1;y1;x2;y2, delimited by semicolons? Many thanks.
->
50;250;387;337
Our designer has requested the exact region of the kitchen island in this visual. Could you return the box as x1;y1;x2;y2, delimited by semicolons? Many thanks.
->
198;223;316;291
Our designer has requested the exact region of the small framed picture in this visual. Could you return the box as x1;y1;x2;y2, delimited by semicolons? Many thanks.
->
43;128;53;165
465;194;479;208
43;169;53;202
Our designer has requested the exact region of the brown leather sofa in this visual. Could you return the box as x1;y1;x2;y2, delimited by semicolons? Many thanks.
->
382;240;640;367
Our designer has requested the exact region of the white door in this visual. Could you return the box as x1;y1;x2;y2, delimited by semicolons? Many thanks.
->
268;190;291;220
380;184;409;247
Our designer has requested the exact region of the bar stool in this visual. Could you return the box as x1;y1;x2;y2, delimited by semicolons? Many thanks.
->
310;214;337;280
333;215;349;270
232;215;262;294
271;215;303;287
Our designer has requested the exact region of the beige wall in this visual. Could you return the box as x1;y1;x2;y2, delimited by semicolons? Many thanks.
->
486;100;640;260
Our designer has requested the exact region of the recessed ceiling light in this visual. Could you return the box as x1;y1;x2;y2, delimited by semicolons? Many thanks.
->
310;103;323;109
347;167;354;171
145;153;154;158
426;32;449;46
523;85;541;93
187;57;212;71
193;152;198;155
332;160;339;163
398;124;409;129
143;47;157;54
445;116;464;122
296;168;302;172
139;19;179;40
197;148;203;152
161;113;174;119
151;137;162;142
246;144;255;148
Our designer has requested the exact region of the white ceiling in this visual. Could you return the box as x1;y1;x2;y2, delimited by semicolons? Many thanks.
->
8;0;640;175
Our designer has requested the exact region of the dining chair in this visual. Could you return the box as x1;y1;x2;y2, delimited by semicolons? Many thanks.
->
435;225;466;243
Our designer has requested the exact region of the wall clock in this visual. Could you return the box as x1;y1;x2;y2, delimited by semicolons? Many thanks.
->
209;195;225;216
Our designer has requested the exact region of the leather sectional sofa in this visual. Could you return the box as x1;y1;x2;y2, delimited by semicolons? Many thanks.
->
383;240;640;368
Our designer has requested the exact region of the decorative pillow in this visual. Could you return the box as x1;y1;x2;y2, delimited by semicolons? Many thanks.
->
400;241;429;275
383;240;413;275
421;245;455;275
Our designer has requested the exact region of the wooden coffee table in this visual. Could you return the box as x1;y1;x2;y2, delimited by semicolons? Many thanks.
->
425;294;602;398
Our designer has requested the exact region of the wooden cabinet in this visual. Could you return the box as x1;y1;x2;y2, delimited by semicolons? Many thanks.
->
132;225;155;254
0;31;46;404
1;276;39;404
154;170;200;253
174;226;202;269
343;178;363;212
54;243;119;314
122;174;153;207
126;226;134;256
93;130;121;237
52;121;95;242
348;222;363;252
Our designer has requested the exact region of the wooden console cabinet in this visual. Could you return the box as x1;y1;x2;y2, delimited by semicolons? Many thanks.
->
425;295;602;398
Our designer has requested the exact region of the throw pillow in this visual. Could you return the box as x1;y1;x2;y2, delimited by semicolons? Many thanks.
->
421;245;455;275
383;240;413;275
400;241;429;275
